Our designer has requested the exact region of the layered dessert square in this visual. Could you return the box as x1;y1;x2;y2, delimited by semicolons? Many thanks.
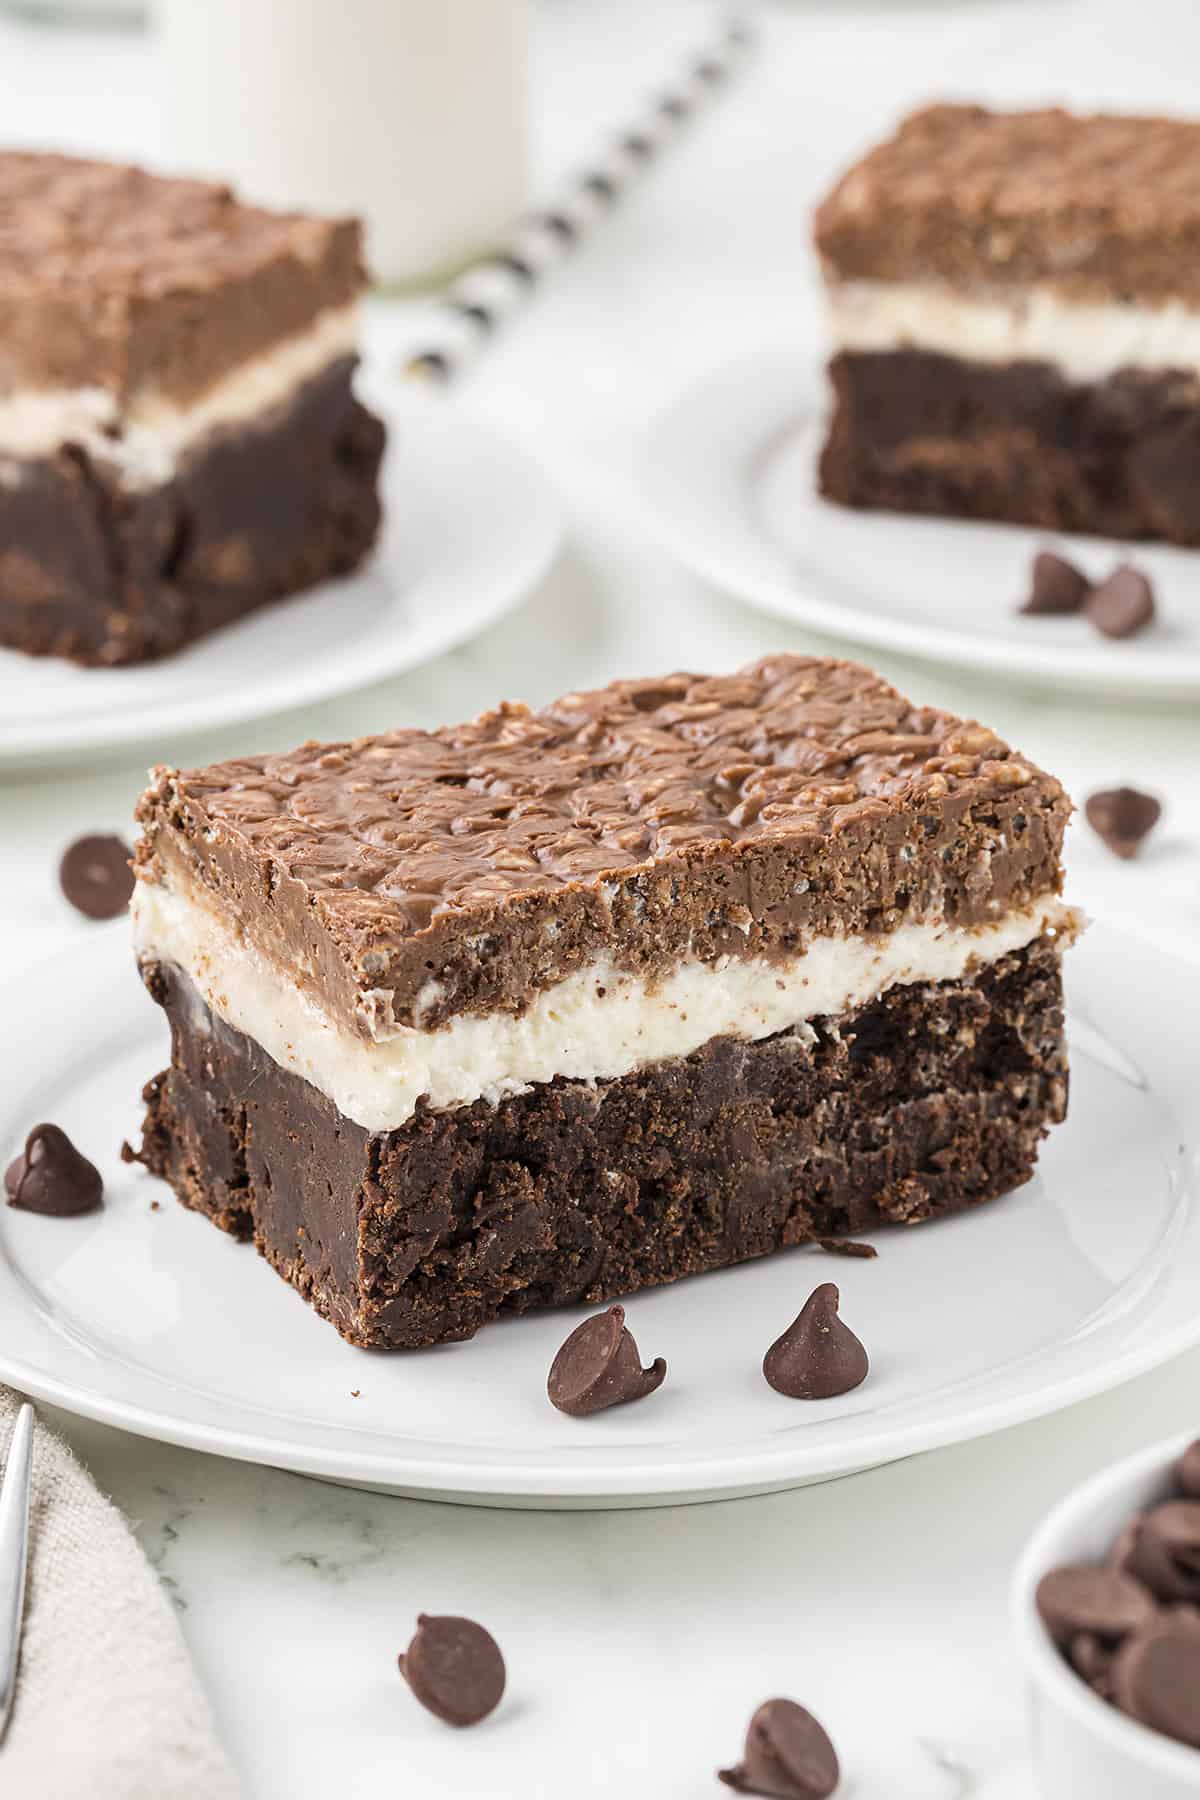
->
130;656;1079;1349
0;152;385;666
816;105;1200;543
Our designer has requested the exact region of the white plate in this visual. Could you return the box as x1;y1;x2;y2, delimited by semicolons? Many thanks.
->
0;378;562;769
643;345;1200;700
0;924;1196;1509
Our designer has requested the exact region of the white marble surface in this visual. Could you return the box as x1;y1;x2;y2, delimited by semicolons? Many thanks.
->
1;1;1199;1795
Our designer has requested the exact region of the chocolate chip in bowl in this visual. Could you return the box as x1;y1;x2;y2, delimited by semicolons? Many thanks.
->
1015;1432;1200;1798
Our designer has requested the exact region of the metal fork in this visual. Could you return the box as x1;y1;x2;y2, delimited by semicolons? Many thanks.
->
0;1404;34;1746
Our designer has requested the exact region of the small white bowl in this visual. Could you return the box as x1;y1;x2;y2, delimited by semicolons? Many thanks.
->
1012;1431;1200;1799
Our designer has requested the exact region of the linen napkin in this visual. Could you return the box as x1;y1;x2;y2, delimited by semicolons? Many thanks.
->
0;1388;239;1800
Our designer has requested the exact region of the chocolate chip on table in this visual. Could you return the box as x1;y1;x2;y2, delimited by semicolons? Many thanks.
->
719;1698;840;1799
762;1283;868;1400
1121;1503;1200;1605
547;1304;666;1416
1175;1440;1200;1498
1084;787;1162;860
4;1123;103;1216
59;833;135;920
398;1615;506;1727
1021;549;1090;615
1085;564;1156;639
1111;1619;1200;1749
1034;1564;1156;1650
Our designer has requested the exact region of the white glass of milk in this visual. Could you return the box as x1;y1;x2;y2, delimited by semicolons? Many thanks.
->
156;0;529;289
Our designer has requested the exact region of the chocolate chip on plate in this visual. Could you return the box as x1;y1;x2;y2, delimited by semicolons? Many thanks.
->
59;834;135;920
398;1615;506;1727
1084;787;1161;860
719;1698;840;1799
762;1284;868;1400
1121;1502;1200;1604
1021;549;1090;615
1085;564;1156;639
4;1123;103;1216
1175;1440;1200;1499
547;1304;666;1416
1111;1619;1200;1749
1034;1564;1156;1651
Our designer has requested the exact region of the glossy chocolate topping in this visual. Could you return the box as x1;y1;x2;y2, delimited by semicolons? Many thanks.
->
0;151;365;406
136;655;1069;1033
817;104;1200;303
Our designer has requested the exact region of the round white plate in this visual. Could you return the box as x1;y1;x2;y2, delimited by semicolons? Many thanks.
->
644;345;1200;700
0;925;1196;1508
0;378;561;769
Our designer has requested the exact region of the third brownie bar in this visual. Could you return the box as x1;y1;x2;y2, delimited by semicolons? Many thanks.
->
130;656;1080;1349
816;104;1200;544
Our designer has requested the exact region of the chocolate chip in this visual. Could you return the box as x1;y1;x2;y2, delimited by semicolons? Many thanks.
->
1085;564;1156;639
1122;1502;1200;1604
1084;787;1161;860
719;1699;840;1799
4;1123;103;1216
398;1615;506;1727
762;1283;868;1400
1035;1565;1156;1650
1111;1620;1200;1748
59;834;134;920
1175;1441;1200;1499
1067;1630;1117;1697
547;1305;666;1416
1021;550;1090;615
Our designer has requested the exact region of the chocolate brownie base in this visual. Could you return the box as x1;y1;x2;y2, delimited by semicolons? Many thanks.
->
820;349;1200;544
0;357;385;667
134;938;1068;1349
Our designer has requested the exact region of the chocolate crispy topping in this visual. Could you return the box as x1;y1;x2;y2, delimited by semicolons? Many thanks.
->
816;104;1200;303
136;656;1069;1034
0;151;365;405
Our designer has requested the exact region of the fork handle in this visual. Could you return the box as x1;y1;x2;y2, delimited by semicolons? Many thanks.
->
0;1404;34;1745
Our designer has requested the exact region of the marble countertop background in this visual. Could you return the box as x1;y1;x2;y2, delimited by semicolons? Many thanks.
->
1;1;1199;1794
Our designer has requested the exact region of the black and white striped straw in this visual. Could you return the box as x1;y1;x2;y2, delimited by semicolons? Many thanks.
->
404;10;756;382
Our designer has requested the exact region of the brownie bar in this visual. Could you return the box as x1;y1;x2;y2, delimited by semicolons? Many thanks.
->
0;151;383;665
132;657;1078;1346
815;105;1200;542
0;359;385;665
136;938;1067;1349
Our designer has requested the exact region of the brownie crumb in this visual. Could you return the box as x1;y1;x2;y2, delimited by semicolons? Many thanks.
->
817;1237;878;1260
